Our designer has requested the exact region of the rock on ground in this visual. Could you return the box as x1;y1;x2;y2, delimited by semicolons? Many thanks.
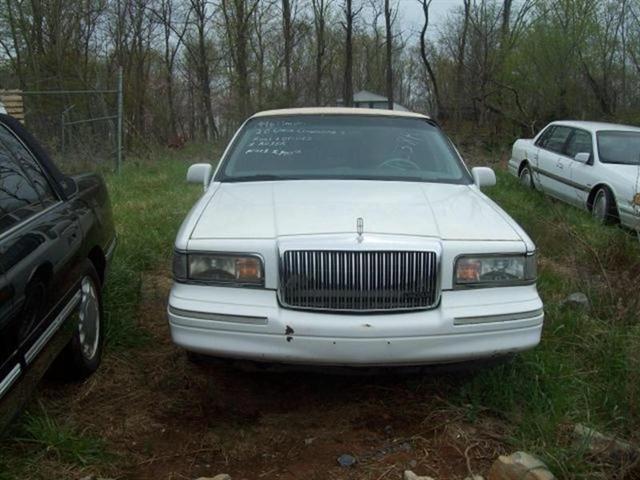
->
337;453;357;467
195;475;231;480
572;423;639;463
403;471;436;480
562;292;590;309
488;451;555;480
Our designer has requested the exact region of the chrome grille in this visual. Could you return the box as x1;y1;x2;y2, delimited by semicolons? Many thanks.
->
280;250;438;312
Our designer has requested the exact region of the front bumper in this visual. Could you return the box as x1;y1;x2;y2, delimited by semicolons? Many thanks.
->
168;283;543;367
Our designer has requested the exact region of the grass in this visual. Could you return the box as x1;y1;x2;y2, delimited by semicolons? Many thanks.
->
459;169;640;477
1;148;639;479
1;145;215;478
0;406;110;479
102;148;212;349
16;408;108;465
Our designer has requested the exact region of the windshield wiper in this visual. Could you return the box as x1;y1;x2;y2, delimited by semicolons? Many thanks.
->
223;174;293;182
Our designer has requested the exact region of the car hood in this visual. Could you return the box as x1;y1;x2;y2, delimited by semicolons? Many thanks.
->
190;180;523;242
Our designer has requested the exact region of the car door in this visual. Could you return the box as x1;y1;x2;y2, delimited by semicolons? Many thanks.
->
0;266;20;401
535;125;573;200
0;123;82;381
564;128;595;208
0;143;43;401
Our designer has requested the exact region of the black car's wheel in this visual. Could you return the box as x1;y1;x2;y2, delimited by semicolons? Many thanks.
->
592;187;617;225
519;163;534;189
61;261;104;379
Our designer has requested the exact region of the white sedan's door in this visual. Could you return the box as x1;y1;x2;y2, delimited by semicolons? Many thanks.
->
535;125;573;200
565;128;596;208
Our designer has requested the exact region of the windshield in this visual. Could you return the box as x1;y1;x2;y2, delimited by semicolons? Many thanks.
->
597;130;640;165
217;115;471;184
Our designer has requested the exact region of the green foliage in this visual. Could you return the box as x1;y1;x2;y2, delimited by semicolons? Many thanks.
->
90;158;640;477
458;171;640;477
2;154;639;479
15;409;108;466
102;149;210;349
0;405;110;478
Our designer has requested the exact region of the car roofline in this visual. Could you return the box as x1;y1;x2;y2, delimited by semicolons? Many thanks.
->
549;120;640;133
250;107;431;121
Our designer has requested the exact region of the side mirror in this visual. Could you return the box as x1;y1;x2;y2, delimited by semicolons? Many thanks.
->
59;176;79;198
471;167;496;188
574;152;590;164
187;163;213;190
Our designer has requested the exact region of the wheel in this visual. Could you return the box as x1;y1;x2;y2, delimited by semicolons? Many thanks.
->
60;262;104;379
519;163;534;189
592;187;617;225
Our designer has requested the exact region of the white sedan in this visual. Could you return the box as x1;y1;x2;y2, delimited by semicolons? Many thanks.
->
168;108;543;367
508;120;640;229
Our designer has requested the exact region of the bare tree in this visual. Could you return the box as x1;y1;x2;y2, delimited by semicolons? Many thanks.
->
384;0;393;109
311;0;332;105
249;0;272;109
151;0;190;138
418;0;441;118
282;0;293;99
221;0;260;120
456;0;471;118
364;0;383;89
189;0;219;139
580;1;626;116
501;0;513;40
342;0;361;106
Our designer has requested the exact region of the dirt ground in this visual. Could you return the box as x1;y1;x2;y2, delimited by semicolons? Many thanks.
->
38;273;511;480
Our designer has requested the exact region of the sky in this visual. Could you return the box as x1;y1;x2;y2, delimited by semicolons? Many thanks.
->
395;0;463;39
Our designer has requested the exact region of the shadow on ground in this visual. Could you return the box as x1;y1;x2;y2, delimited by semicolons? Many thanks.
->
31;273;509;480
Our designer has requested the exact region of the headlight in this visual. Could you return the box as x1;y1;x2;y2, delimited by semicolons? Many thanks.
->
454;253;536;287
172;251;264;286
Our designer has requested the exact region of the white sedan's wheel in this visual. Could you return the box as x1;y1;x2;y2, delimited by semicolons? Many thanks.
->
592;188;616;225
519;165;534;189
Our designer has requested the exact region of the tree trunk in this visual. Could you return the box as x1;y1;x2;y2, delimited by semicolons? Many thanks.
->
419;0;442;118
221;0;257;120
456;0;471;119
343;0;354;107
312;0;327;106
193;0;218;139
282;0;293;100
384;0;393;109
501;0;512;41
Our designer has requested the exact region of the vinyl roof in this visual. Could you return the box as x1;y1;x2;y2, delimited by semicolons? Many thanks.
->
251;107;429;120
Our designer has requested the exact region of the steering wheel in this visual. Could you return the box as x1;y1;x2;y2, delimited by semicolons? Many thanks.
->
377;158;421;171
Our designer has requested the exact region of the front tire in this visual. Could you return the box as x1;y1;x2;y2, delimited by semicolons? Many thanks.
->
60;262;104;379
592;187;617;225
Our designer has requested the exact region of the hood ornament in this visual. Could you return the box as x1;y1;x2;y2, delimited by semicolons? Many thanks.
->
356;217;364;243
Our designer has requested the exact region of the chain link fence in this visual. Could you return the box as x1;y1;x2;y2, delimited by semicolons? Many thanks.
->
0;68;123;174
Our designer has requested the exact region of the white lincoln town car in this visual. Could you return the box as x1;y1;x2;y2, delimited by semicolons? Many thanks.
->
168;108;543;366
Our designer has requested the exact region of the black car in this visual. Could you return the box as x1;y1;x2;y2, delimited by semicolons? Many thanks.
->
0;114;115;431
